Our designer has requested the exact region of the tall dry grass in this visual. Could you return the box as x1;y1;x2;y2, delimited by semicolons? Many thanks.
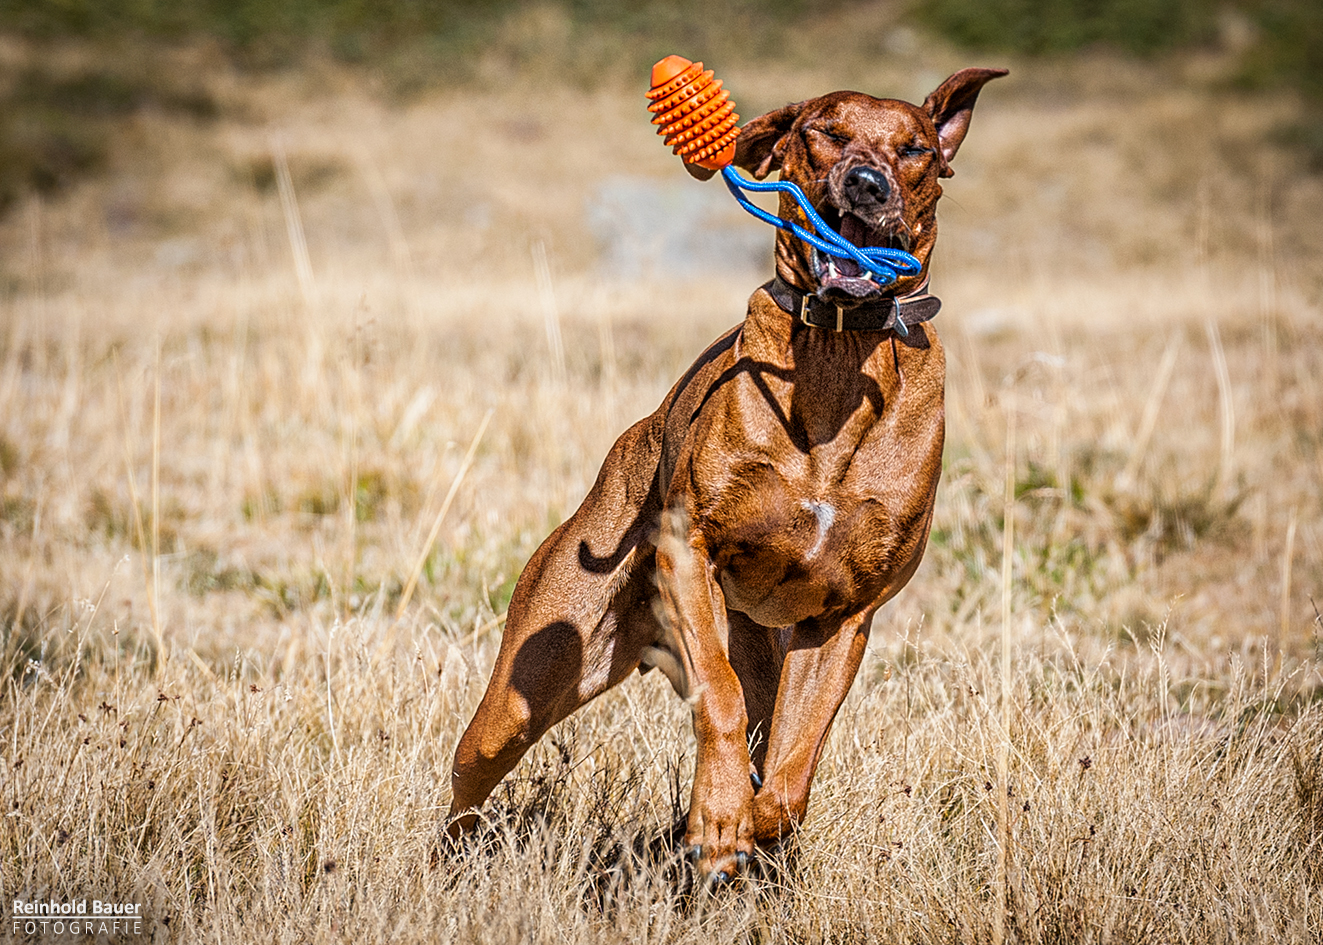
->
2;20;1322;943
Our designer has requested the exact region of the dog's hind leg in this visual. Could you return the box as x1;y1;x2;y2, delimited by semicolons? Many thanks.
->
447;414;667;832
448;547;660;833
448;618;582;832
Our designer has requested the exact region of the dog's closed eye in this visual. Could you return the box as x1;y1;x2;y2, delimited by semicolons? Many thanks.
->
809;127;850;145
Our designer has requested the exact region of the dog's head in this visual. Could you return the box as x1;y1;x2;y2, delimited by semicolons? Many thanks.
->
726;68;1006;304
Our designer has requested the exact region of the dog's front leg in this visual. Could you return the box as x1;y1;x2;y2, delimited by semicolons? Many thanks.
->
655;511;754;880
752;607;873;844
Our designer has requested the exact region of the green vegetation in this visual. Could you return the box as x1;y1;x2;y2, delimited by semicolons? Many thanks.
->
915;0;1218;57
0;0;836;210
913;0;1323;163
913;0;1322;100
3;0;1322;211
1;0;1318;100
1242;0;1323;99
0;0;828;64
0;64;218;214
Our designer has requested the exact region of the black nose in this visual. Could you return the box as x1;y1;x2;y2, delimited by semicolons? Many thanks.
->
843;165;891;207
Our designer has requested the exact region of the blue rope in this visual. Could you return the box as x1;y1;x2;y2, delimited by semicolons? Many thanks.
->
719;164;921;289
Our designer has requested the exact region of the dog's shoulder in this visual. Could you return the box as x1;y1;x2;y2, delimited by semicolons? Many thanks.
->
662;323;744;415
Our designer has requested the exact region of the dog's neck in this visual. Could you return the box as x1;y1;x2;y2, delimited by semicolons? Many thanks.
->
763;275;940;341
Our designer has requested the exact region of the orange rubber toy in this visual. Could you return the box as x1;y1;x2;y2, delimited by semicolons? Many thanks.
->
646;55;740;170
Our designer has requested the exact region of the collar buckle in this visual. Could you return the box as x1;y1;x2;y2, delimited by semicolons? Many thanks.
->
796;293;846;332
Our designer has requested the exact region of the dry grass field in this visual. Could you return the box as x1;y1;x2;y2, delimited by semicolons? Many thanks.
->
2;13;1322;943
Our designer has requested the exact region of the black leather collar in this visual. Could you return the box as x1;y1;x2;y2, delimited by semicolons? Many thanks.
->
764;276;941;343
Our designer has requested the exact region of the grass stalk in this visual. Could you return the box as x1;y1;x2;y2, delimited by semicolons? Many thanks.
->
113;351;160;657
396;408;494;620
1118;335;1180;491
995;399;1016;945
1205;320;1235;501
534;240;567;386
151;338;163;660
272;135;317;310
1280;507;1297;676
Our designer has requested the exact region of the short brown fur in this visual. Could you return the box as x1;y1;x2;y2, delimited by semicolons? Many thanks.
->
449;67;1007;879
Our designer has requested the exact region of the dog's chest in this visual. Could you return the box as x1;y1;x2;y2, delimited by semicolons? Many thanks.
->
671;312;945;628
704;455;929;628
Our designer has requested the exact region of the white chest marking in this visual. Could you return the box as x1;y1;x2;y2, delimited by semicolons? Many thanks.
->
802;499;836;560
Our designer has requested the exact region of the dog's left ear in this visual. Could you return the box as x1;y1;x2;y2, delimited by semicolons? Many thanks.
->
731;101;806;180
923;67;1008;178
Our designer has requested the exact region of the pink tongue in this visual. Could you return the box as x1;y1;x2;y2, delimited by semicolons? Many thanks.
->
839;213;871;245
831;214;870;278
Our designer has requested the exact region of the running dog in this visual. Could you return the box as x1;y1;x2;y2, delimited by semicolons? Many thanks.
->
449;66;1007;880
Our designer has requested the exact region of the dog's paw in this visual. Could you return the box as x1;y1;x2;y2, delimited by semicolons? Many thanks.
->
684;777;755;880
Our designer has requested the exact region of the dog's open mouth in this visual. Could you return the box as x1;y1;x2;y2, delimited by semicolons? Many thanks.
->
812;204;911;300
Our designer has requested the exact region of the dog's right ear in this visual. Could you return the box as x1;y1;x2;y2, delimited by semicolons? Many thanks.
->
923;68;1008;178
732;101;805;180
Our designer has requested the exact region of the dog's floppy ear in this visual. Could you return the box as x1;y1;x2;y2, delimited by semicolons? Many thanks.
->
923;68;1008;178
731;101;805;180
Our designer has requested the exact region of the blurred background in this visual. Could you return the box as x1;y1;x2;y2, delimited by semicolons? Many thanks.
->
1;0;1320;671
0;0;1320;213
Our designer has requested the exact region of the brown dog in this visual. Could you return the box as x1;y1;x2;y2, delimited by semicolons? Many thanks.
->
449;67;1007;879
